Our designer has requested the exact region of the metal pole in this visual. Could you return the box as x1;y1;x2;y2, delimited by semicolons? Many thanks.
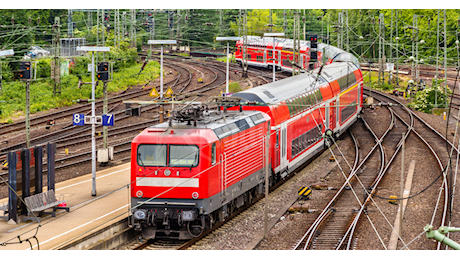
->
25;80;30;149
436;9;439;108
103;81;108;149
264;134;269;238
415;15;419;90
399;132;405;237
91;51;96;196
226;41;229;94
389;10;393;85
160;45;164;123
396;10;399;87
273;37;276;82
444;9;448;109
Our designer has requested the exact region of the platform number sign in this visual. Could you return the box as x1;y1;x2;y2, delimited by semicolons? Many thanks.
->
102;114;114;126
73;114;85;126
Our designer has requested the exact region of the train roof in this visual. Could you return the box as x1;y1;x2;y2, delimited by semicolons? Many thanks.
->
148;110;267;140
232;62;359;105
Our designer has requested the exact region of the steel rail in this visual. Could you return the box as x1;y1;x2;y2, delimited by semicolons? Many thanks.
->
365;89;453;250
294;105;394;250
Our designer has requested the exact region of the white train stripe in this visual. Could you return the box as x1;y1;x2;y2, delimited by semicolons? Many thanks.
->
136;177;199;188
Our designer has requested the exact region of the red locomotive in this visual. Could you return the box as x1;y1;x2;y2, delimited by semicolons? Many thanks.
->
130;44;363;240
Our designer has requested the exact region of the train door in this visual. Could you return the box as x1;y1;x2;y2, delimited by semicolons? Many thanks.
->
279;122;288;171
219;141;226;203
274;127;280;169
336;96;340;129
325;104;330;130
330;101;336;131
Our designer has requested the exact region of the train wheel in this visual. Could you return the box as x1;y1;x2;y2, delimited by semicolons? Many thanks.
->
268;65;273;70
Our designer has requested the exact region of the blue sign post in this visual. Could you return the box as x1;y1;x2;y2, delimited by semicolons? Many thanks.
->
102;114;114;126
73;114;85;126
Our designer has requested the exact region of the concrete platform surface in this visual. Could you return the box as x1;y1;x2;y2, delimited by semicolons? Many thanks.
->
0;163;131;250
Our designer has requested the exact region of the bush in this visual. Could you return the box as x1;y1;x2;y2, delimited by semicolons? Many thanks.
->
408;80;451;113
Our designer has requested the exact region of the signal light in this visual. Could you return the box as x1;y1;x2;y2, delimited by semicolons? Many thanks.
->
20;61;31;80
97;62;109;81
310;34;318;49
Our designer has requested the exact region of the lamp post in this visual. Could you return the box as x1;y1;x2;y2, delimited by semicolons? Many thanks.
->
147;40;177;123
76;46;110;197
216;37;240;95
263;33;285;82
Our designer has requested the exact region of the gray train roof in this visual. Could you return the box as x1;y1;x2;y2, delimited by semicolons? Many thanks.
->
243;36;359;67
232;62;358;105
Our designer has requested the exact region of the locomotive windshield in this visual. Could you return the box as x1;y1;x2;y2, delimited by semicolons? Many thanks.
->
137;144;199;168
170;145;199;167
138;144;167;166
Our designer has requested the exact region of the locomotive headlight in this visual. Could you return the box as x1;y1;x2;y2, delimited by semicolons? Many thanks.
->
192;192;199;199
136;190;143;198
133;210;147;220
164;169;171;176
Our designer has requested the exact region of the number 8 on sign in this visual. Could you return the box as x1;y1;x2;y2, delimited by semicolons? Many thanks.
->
73;114;85;126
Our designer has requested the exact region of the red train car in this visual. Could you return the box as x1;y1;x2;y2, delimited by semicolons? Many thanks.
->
131;109;271;239
234;36;359;72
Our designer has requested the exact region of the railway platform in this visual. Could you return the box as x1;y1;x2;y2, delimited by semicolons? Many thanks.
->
0;163;131;250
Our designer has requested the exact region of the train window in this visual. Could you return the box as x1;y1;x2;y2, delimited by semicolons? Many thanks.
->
137;144;167;167
211;143;216;165
287;100;293;114
170;145;199;167
251;114;265;125
257;56;263;62
316;89;323;101
276;130;279;147
292;98;299;114
214;127;224;136
303;95;309;108
302;134;307;149
296;97;303;113
221;125;231;133
228;123;239;132
236;119;249;131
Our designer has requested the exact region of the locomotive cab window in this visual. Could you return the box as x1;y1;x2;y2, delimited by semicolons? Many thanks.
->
170;145;199;167
137;144;167;167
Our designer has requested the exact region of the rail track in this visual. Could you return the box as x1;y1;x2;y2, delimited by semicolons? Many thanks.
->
363;89;456;250
294;107;393;249
294;88;458;250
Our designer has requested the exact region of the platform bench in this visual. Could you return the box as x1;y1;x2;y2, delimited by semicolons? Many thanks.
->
23;190;69;221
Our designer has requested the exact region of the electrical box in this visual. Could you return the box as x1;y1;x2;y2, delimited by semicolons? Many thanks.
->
108;146;114;161
97;148;109;163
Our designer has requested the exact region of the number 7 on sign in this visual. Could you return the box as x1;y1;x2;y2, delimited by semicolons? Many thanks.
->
102;114;114;126
73;114;85;126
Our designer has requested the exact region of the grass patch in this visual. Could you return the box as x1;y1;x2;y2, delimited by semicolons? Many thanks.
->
229;82;243;93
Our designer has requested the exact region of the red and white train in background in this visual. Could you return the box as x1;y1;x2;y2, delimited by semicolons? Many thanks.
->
234;35;359;72
130;38;363;239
